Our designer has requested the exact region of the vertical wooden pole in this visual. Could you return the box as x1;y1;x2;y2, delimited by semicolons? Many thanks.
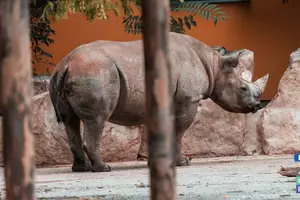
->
142;0;177;200
0;0;36;199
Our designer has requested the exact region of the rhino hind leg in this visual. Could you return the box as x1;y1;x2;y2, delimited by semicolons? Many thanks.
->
64;116;92;172
82;116;111;172
59;100;92;172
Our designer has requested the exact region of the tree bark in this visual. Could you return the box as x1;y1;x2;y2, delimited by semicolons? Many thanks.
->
142;0;177;200
0;0;36;199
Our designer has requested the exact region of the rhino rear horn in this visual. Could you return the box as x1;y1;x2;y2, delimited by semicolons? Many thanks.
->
253;74;269;94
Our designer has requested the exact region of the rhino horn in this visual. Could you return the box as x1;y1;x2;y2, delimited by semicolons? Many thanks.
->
252;74;269;95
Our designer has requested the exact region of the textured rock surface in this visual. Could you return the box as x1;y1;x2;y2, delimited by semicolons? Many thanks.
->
0;92;71;166
31;92;73;166
0;92;141;166
182;100;246;158
259;48;300;155
243;110;264;155
99;124;141;162
33;75;50;95
137;49;258;159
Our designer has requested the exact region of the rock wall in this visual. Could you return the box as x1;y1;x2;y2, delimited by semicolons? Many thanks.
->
258;48;300;155
1;48;300;167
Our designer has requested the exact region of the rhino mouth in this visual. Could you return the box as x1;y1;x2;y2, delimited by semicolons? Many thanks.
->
231;104;259;114
251;108;259;113
252;102;263;113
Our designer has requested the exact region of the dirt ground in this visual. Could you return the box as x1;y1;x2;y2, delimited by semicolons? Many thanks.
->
0;155;299;200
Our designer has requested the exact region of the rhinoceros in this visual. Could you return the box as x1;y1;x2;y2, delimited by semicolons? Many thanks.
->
49;32;268;172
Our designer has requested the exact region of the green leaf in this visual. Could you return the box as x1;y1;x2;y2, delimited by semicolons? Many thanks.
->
208;12;212;20
197;10;202;16
123;15;132;24
42;52;53;58
205;4;217;11
212;7;222;12
191;20;196;27
216;11;227;15
214;16;219;25
185;21;191;30
202;10;207;18
47;38;54;44
35;47;42;53
129;22;133;29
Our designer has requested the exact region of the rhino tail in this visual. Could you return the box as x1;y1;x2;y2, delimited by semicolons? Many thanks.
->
49;65;70;124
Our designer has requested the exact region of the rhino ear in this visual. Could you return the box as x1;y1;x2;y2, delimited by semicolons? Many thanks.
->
221;51;241;72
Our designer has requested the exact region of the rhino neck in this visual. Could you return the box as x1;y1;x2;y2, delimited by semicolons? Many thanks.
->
203;50;218;99
178;34;217;99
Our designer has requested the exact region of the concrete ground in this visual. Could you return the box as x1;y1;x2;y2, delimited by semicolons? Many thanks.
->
0;155;300;200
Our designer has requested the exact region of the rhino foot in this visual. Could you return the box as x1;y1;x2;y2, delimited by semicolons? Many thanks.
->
91;164;112;172
72;164;92;172
176;155;192;166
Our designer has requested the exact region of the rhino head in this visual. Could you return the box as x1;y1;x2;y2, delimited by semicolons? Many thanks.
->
210;51;269;113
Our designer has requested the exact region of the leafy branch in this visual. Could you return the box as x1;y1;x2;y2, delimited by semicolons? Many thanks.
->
122;1;229;35
30;16;56;74
123;14;197;35
172;1;229;25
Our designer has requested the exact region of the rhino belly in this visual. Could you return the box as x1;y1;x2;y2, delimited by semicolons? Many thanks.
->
109;86;146;126
108;63;146;126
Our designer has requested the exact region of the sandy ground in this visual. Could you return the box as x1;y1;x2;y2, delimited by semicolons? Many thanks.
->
0;155;299;200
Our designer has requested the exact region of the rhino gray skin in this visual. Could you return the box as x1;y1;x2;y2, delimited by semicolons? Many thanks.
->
49;32;268;172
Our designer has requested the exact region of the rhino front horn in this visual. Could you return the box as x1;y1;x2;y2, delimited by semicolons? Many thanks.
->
253;74;269;94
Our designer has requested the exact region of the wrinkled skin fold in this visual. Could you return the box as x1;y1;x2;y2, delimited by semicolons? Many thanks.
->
49;32;269;172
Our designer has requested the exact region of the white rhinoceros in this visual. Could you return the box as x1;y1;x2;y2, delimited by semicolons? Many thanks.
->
49;32;268;172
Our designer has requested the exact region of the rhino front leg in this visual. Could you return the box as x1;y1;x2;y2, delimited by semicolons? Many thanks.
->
175;131;192;166
174;102;198;166
82;116;111;172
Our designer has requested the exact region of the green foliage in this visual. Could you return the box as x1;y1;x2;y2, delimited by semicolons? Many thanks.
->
28;0;141;74
30;17;56;75
173;1;229;25
39;0;141;21
123;14;197;35
28;0;57;74
123;0;229;35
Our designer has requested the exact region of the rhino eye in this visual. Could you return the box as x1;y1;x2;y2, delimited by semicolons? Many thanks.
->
240;86;247;91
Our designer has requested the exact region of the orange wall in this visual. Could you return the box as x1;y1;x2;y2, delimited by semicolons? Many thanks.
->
34;0;300;100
